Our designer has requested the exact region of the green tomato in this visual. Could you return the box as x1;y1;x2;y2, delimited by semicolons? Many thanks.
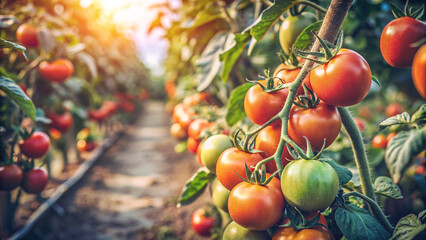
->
281;159;339;212
212;178;230;212
279;12;317;55
201;134;233;172
222;221;270;240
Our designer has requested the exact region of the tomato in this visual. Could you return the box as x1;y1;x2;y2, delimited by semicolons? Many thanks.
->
380;17;426;68
273;64;312;95
310;49;372;107
279;12;317;55
288;102;341;151
228;176;285;230
191;208;215;236
49;128;62;140
16;24;39;48
170;123;187;140
212;178;231;212
281;159;339;212
119;100;135;113
47;112;73;133
188;119;212;139
39;59;74;83
353;118;367;132
201;134;233;172
187;137;200;153
216;147;264;190
412;45;426;98
102;100;118;115
222;221;270;240
19;132;50;158
183;93;203;106
172;104;195;131
0;164;23;191
385;103;404;117
372;134;387;149
358;106;373;120
21;168;48;194
387;132;397;143
244;83;288;126
77;140;96;152
88;108;109;122
255;124;292;173
196;140;205;166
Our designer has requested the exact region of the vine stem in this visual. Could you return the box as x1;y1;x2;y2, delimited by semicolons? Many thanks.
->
297;0;327;13
344;191;393;233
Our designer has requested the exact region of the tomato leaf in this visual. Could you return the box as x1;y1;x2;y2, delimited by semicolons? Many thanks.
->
335;204;391;240
35;109;52;124
219;32;251;83
378;112;412;131
411;104;426;124
374;176;402;199
391;212;426;240
0;38;27;59
0;15;18;28
390;3;406;18
225;82;254;126
326;160;353;185
177;168;215;207
372;75;381;87
292;21;323;51
0;76;36;120
385;128;426;183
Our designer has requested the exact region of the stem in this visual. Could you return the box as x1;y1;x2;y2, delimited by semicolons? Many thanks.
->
219;1;238;33
344;191;393;233
297;0;327;13
254;155;275;172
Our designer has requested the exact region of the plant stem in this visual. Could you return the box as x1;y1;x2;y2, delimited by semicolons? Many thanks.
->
297;0;327;13
344;191;393;233
254;155;275;172
219;1;239;33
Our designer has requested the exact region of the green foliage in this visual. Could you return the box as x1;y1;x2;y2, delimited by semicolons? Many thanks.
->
225;82;253;126
0;77;35;120
374;176;402;199
391;210;426;240
177;168;215;207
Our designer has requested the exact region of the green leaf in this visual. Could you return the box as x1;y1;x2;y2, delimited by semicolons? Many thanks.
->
335;204;391;240
385;128;426;183
391;213;426;240
292;21;323;51
372;75;381;87
374;176;402;199
326;160;353;185
219;32;251;83
0;76;35;120
225;82;254;126
378;112;412;131
367;147;386;168
411;104;426;124
35;109;52;124
391;3;406;18
177;168;215;207
0;15;18;28
0;38;27;59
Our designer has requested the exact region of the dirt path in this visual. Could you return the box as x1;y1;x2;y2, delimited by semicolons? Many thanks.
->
28;101;210;240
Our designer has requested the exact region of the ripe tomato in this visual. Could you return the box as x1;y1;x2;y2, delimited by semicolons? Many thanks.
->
88;108;109;122
187;137;201;153
172;104;195;131
212;178;230;212
385;103;404;117
254;124;292;173
170;123;187;140
201;134;233;172
222;221;270;240
244;83;288;126
21;168;48;194
288;102;341;151
281;159;339;212
216;147;264;190
188;119;212;139
0;164;23;191
353;118;367;132
380;17;426;68
310;49;372;107
19;132;50;158
39;59;74;83
16;24;39;48
191;208;215;236
279;12;317;55
412;45;426;98
273;64;312;95
196;140;205;166
47;112;73;133
372;134;387;149
77;140;96;152
119;100;135;113
228;176;285;231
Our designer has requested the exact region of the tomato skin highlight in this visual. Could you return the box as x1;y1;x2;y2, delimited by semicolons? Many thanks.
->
372;134;387;149
380;17;426;68
191;208;215;236
310;49;372;107
16;24;39;48
19;132;50;158
201;134;233;172
412;45;426;98
222;221;270;240
39;59;74;83
21;168;48;194
0;164;23;191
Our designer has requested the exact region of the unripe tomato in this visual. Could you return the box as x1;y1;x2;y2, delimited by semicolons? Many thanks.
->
191;208;215;236
279;12;317;55
201;134;233;172
412;45;426;98
222;221;270;240
372;134;387;149
385;103;404;117
16;24;39;48
273;63;312;95
39;59;74;83
47;112;73;133
310;49;372;107
380;17;426;68
212;178;230;212
187;137;200;153
19;132;50;158
170;123;187;140
281;159;339;212
0;164;23;191
21;168;48;194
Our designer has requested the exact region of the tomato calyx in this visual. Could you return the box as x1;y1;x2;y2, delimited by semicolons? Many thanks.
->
17;127;35;140
390;1;424;20
233;129;264;154
293;84;320;109
247;70;288;93
280;207;328;231
287;136;325;161
235;163;279;186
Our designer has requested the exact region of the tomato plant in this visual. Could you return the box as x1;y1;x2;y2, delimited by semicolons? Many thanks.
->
19;132;50;159
191;208;215;236
412;45;426;98
16;24;39;48
0;164;23;191
21;168;48;194
39;59;74;83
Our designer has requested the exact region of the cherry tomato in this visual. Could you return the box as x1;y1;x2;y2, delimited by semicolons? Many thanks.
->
310;49;372;107
279;12;317;55
187;137;200;153
77;140;96;152
191;208;215;236
353;118;367;132
47;112;73;133
170;123;187;140
222;221;270;240
212;178;231;212
88;108;109;122
188;119;212;139
19;132;50;158
21;168;48;194
288;102;341;151
172;104;195;131
372;134;387;149
273;63;312;95
412;45;426;98
385;103;404;117
380;17;426;68
216;147;264;191
281;159;339;212
0;164;23;191
201;134;233;172
16;24;39;48
39;59;74;83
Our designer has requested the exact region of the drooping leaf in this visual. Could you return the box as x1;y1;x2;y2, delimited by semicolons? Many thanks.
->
391;213;426;240
0;76;35;120
0;15;18;28
0;38;27;59
372;75;381;87
411;104;426;124
225;82;254;126
219;32;251;83
385;128;426;183
378;112;412;131
326;160;353;185
374;176;402;199
177;168;215;207
292;21;323;51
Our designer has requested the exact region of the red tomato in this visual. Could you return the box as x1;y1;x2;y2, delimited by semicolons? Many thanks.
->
288;102;341;151
119;101;135;113
353;118;367;132
385;103;404;117
188;119;211;139
49;128;62;140
187;137;201;153
88;108;109;122
191;208;215;236
16;24;39;48
77;140;96;152
372;134;387;149
380;17;426;68
273;63;312;95
172;104;195;131
412;45;426;98
228;176;285;231
254;124;292;173
102;100;118;115
0;164;23;191
47;112;73;133
19;132;50;158
21;168;48;194
39;59;74;83
216;147;264;191
310;49;372;107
